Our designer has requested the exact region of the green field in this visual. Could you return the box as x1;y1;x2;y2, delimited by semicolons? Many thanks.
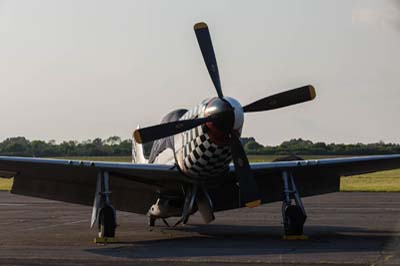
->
0;155;399;192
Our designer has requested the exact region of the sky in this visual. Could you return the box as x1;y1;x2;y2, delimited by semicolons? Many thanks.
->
0;0;399;145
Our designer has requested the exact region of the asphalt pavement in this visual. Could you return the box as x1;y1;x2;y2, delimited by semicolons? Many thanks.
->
0;191;399;265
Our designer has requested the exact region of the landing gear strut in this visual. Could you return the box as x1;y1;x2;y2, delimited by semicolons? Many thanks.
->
147;214;170;227
175;185;198;226
175;184;215;226
91;171;117;239
281;171;307;236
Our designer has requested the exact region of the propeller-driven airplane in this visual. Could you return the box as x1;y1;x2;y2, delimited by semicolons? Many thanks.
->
1;22;400;239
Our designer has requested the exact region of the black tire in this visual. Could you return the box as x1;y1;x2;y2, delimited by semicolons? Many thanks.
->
284;205;306;235
148;216;156;227
99;205;116;238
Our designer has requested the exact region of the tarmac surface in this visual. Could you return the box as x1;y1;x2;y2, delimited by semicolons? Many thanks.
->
0;191;399;266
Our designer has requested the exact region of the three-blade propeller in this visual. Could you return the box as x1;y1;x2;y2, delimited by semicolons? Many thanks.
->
133;22;316;208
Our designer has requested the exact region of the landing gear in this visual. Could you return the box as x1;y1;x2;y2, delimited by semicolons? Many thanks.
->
146;184;215;228
91;171;117;240
99;205;116;238
284;205;305;235
282;171;307;236
175;184;215;226
148;215;156;227
174;185;198;226
147;196;181;227
147;214;170;227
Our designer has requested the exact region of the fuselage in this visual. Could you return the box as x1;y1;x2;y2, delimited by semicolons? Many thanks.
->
147;97;244;180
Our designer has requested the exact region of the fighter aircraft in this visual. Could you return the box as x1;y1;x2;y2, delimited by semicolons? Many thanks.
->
1;22;400;239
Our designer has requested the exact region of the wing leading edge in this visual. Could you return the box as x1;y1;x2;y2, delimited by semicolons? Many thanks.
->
247;154;400;176
0;156;185;214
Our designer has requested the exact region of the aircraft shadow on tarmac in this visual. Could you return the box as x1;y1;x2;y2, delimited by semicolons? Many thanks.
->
86;224;399;259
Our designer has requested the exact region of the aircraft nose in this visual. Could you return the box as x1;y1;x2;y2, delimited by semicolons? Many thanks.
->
224;97;244;132
204;97;234;133
203;97;245;144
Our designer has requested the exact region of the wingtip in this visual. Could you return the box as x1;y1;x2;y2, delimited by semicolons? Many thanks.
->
194;22;208;30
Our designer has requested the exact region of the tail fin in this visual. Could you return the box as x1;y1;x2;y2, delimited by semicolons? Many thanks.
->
132;126;148;164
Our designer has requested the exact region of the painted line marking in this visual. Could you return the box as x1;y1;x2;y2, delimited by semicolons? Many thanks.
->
19;219;88;232
0;203;28;206
310;207;400;211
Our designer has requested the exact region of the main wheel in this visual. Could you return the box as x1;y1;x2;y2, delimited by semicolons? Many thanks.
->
284;205;306;235
148;215;156;227
98;205;116;238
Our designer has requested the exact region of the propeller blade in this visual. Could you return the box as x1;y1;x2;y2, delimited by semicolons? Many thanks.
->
230;134;261;208
134;109;234;144
243;85;316;113
134;116;211;144
194;22;223;98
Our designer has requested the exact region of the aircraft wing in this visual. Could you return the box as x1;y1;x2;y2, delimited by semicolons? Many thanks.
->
0;156;185;214
2;155;400;214
211;155;400;211
249;154;400;176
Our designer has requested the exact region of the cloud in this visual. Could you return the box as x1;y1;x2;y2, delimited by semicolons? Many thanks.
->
352;0;400;32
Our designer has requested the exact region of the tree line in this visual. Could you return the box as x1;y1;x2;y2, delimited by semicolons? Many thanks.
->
242;137;400;155
0;136;134;157
0;136;399;157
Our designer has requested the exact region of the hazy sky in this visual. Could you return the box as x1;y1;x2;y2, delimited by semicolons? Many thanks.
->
0;0;399;145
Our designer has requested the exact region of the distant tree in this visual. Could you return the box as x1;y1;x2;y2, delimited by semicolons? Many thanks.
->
105;136;122;146
0;137;32;156
31;140;50;157
240;137;256;146
118;139;132;155
244;140;263;151
59;141;77;156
